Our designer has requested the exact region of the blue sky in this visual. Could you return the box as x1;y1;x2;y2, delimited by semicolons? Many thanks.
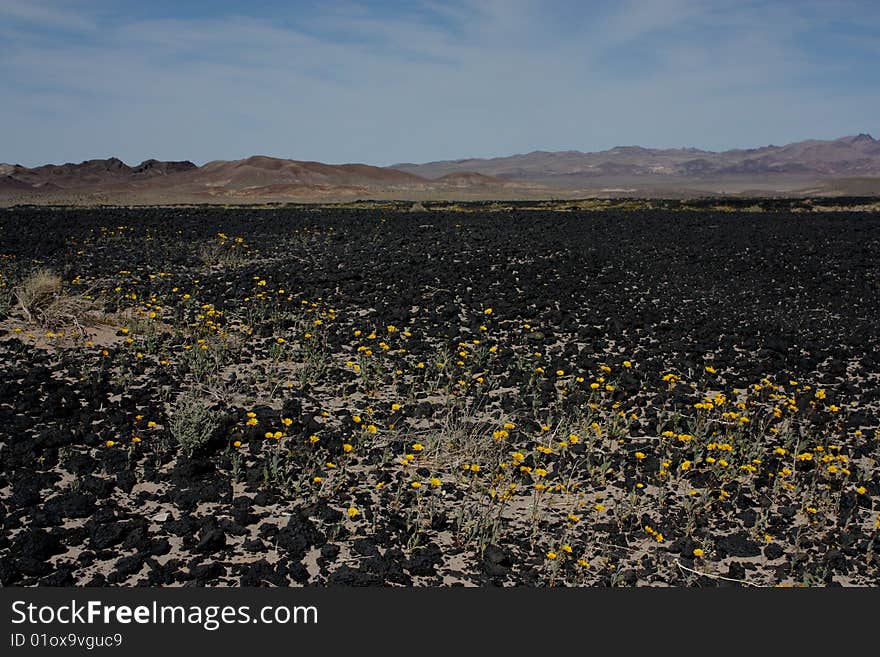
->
2;0;879;167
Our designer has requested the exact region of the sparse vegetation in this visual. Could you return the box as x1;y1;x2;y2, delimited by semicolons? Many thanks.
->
168;390;222;457
0;279;12;320
13;268;95;331
0;205;877;587
14;268;62;322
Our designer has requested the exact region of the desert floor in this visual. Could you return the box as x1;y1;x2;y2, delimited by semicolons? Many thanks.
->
1;203;878;586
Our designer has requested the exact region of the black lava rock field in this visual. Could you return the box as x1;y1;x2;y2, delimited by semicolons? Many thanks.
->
0;203;878;587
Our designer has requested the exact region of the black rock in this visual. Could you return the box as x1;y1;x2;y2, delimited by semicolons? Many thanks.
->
196;521;227;553
327;565;383;586
764;543;785;560
114;554;145;578
44;491;96;519
321;544;341;560
90;522;128;550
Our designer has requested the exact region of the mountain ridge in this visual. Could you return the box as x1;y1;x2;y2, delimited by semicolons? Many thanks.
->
2;134;879;202
392;134;880;183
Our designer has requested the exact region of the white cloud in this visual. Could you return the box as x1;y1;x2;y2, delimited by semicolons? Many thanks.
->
0;0;96;32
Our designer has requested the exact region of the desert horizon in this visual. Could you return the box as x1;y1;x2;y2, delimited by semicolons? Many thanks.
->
3;132;880;205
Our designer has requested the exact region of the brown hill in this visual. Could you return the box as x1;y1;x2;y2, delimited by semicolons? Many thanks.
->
131;159;198;177
0;175;38;192
6;157;197;191
23;157;132;187
192;156;426;190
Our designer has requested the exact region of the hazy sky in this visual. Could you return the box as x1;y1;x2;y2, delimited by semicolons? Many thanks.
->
2;0;879;167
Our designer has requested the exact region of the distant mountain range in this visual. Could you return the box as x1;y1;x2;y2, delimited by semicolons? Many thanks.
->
2;134;879;203
392;134;880;184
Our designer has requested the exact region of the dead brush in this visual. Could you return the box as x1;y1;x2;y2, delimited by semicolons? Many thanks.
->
13;268;96;333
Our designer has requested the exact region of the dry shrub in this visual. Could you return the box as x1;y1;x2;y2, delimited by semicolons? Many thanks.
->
169;390;222;456
0;285;12;319
14;268;95;331
14;269;61;321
